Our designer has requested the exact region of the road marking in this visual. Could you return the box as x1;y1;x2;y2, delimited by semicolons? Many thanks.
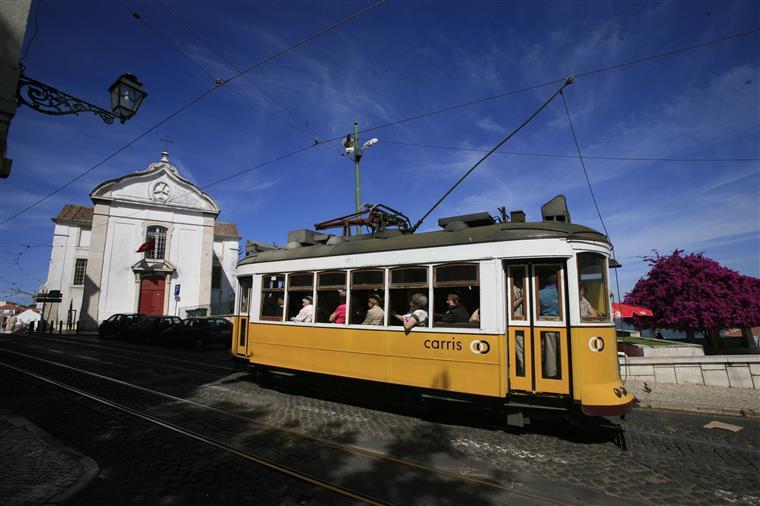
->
452;438;569;464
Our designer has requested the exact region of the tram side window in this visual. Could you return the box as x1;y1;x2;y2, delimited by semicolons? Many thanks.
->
316;271;347;324
535;265;563;321
389;267;428;327
287;273;314;321
349;269;385;325
238;277;252;316
508;266;527;321
433;264;479;328
577;253;610;322
260;275;285;321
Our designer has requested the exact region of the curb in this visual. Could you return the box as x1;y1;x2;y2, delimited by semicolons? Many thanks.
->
635;401;760;419
3;414;100;504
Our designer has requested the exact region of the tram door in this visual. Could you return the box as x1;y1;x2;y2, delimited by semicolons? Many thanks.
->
233;276;252;356
505;262;570;396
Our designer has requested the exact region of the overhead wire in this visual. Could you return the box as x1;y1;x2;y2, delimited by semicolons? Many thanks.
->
0;0;387;226
155;0;322;140
560;89;624;321
120;1;314;136
19;0;44;62
379;140;760;163
411;77;575;232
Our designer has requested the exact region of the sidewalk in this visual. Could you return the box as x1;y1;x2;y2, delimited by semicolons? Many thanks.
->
0;412;98;505
625;380;760;418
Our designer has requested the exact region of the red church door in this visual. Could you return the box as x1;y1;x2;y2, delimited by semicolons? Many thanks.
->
139;276;165;316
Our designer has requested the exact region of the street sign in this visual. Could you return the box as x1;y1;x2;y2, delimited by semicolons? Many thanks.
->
174;284;181;297
35;290;62;303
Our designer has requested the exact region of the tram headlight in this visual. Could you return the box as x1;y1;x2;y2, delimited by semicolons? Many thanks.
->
613;387;623;398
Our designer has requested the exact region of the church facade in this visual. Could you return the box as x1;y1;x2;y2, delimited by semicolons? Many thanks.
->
44;153;239;329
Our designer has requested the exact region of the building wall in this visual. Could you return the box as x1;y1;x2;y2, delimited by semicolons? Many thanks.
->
45;222;90;325
210;237;239;314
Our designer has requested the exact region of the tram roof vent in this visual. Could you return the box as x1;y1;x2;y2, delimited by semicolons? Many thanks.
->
286;229;330;247
541;195;571;223
438;212;494;230
245;240;278;256
510;210;526;223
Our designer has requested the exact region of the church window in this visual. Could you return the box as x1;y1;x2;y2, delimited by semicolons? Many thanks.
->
73;259;87;285
145;226;167;260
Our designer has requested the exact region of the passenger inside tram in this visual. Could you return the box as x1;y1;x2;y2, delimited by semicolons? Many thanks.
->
538;274;559;318
361;294;385;325
435;293;470;323
394;293;428;334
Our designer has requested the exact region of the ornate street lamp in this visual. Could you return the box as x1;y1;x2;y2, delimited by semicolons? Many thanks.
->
16;66;147;124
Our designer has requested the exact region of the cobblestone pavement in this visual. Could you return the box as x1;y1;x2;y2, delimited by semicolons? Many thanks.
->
0;334;758;505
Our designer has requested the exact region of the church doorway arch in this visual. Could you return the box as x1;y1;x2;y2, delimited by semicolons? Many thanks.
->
139;275;166;316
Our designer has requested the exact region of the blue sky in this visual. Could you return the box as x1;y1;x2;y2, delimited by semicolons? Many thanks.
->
1;0;758;305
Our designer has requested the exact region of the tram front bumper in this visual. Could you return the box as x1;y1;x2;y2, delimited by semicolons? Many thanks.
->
580;382;637;417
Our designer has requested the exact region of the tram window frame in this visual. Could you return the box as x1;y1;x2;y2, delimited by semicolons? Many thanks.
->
432;263;479;328
260;274;285;321
349;269;385;325
316;271;347;324
388;266;429;327
534;264;564;322
287;272;315;322
238;276;252;316
577;253;611;323
508;265;528;322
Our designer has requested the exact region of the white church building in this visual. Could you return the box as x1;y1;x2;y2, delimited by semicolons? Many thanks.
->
44;152;239;329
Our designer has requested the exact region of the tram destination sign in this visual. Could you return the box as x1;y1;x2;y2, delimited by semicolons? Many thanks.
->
35;290;63;303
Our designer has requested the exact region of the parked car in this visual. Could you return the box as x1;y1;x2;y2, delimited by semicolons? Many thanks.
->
98;313;144;339
161;317;232;350
122;316;182;344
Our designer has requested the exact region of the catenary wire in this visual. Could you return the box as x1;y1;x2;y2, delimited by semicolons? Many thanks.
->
411;78;575;232
379;140;760;163
0;0;387;226
155;0;322;140
120;2;314;136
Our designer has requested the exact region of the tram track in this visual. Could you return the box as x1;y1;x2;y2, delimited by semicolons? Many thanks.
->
5;337;758;478
0;347;577;505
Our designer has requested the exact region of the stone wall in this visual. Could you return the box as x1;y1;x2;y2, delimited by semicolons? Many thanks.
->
619;355;760;389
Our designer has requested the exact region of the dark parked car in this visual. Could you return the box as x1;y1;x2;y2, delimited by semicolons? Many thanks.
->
98;313;144;339
122;316;182;344
161;317;232;350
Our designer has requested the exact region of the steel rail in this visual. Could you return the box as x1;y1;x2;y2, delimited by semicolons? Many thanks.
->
0;360;387;506
0;347;571;504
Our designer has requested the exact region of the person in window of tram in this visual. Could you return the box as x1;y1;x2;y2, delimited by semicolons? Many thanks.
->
362;293;385;325
513;283;524;318
469;308;480;324
329;290;347;324
291;296;314;323
395;293;428;334
539;274;559;317
579;284;600;319
438;293;470;323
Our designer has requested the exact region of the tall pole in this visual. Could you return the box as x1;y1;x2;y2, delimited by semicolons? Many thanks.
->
353;120;361;213
353;120;361;236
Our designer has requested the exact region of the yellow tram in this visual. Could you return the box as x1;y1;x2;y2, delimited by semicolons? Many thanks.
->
231;197;635;425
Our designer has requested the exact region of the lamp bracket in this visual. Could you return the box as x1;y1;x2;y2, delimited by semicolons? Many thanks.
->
16;72;121;124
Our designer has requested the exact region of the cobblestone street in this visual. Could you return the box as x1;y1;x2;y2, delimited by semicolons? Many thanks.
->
1;334;758;505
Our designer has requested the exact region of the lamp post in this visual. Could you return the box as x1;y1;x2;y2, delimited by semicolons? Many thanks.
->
16;67;147;124
341;120;378;234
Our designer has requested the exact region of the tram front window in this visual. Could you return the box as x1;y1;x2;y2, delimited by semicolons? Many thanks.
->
577;253;610;322
535;265;563;321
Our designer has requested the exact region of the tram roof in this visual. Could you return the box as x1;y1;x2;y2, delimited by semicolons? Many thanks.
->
239;221;610;265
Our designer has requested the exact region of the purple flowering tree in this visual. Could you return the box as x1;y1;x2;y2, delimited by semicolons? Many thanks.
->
625;250;760;351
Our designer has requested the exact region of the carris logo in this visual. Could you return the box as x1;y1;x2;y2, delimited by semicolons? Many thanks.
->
469;339;490;354
588;336;605;352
